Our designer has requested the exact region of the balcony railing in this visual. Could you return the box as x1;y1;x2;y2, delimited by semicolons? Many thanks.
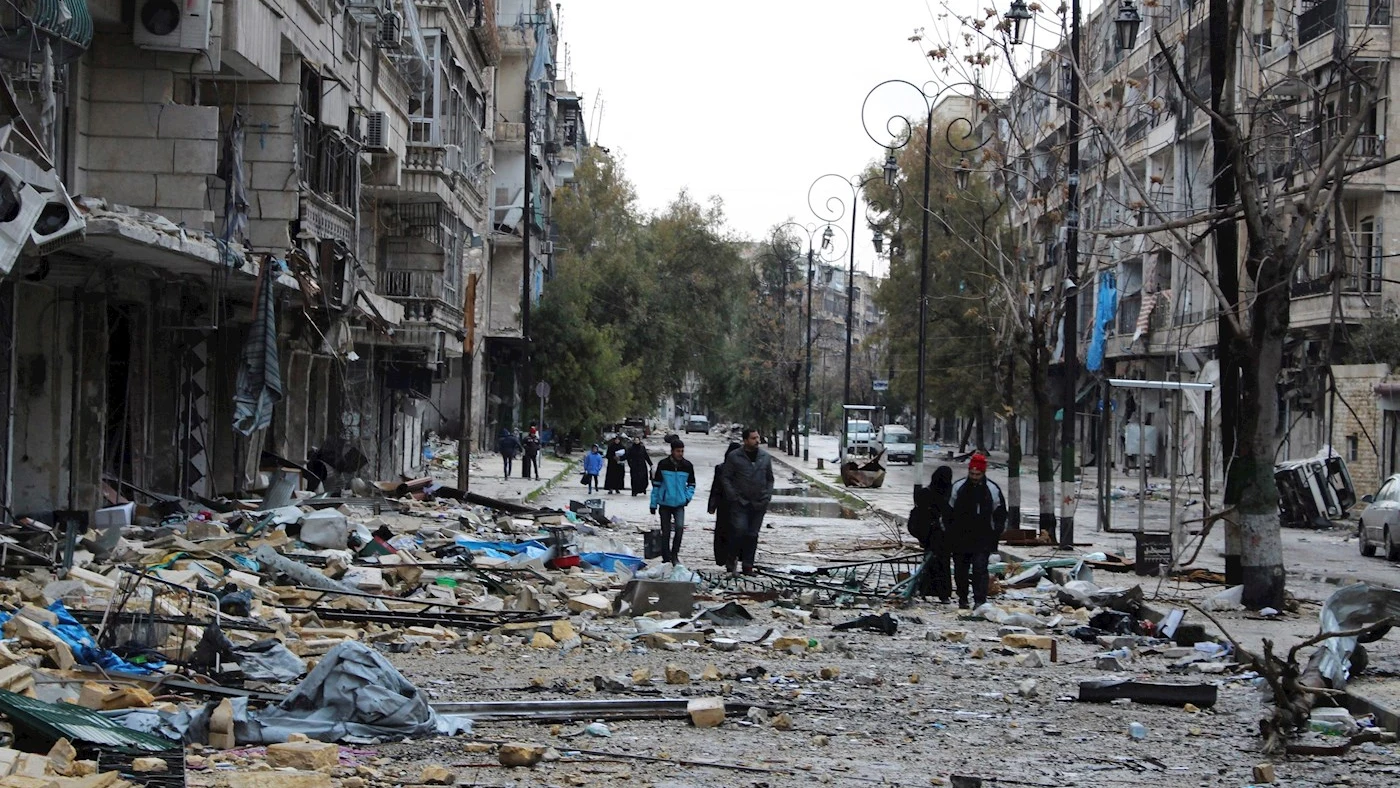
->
296;110;357;213
1293;233;1384;295
378;270;465;325
1299;0;1391;45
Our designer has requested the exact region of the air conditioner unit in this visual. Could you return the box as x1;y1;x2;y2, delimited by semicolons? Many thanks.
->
363;110;390;153
133;0;213;53
443;144;462;172
0;153;85;256
0;159;43;276
377;12;403;50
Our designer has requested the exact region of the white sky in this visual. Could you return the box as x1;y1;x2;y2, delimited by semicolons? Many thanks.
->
558;0;988;279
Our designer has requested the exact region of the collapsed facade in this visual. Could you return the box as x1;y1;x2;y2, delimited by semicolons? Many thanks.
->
0;0;582;519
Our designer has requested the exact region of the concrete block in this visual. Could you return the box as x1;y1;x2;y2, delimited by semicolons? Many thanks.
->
251;160;295;192
156;174;212;210
88;69;146;101
143;70;175;103
251;82;300;106
88;102;161;138
1001;634;1056;650
612;580;694;616
497;743;545;767
247;219;292;251
157;104;219;140
687;697;726;728
174;139;219;172
87;138;172;173
256;189;298;221
266;741;339;771
243;130;295;163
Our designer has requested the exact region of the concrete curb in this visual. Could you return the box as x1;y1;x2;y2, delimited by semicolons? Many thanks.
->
1346;685;1400;733
766;452;885;517
524;457;581;504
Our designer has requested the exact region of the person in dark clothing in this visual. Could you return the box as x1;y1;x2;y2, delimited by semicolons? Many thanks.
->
708;441;742;568
521;427;542;480
910;465;954;602
603;437;627;493
626;440;652;496
650;441;697;563
496;429;521;480
946;452;1007;609
720;428;775;575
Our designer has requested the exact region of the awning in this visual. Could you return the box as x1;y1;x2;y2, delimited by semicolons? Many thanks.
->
0;0;94;64
356;289;405;327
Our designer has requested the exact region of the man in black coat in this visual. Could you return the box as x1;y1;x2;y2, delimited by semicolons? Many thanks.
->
945;452;1007;609
910;465;954;602
720;428;774;575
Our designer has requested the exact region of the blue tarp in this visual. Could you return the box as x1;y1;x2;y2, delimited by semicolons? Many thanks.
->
452;538;549;561
579;552;645;573
0;601;161;674
1086;273;1118;372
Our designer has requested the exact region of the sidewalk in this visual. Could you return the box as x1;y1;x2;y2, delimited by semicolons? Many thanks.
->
440;451;579;504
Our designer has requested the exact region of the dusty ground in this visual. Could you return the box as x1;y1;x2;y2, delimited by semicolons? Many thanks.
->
191;434;1400;787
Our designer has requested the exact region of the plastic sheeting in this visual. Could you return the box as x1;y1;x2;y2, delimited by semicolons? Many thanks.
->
1086;272;1118;372
0;602;161;674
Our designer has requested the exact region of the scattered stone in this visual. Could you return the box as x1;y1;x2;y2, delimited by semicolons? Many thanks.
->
969;647;986;659
551;620;576;642
631;668;652;685
687;697;727;728
771;712;794;731
1253;763;1276;784
909;673;921;684
711;638;740;652
772;635;809;653
342;779;365;788
853;672;882;686
498;743;547;768
700;664;722;681
566;593;611;614
1018;651;1045;668
463;742;494;753
1095;656;1128;671
421;764;455;784
665;664;691;685
266;741;339;771
541;747;562;762
746;707;770;725
1183;703;1200;713
1017;679;1038;698
1000;634;1054;650
942;630;969;643
45;738;77;776
131;757;169;773
812;734;830;746
530;632;557;649
820;666;841;680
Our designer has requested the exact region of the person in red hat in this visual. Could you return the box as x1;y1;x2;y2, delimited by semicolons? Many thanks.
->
946;452;1007;609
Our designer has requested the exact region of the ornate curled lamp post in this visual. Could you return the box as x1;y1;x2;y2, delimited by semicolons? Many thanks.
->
808;173;902;460
860;79;989;482
1003;0;1140;547
772;221;848;463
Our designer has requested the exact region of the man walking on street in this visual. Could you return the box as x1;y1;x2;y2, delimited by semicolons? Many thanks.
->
496;428;521;481
522;427;542;480
720;428;774;576
649;440;697;564
946;452;1007;609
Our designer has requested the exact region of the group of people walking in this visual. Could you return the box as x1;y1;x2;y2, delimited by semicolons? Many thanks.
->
908;452;1007;609
495;425;543;480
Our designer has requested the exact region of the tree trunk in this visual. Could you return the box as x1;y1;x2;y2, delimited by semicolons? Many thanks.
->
974;405;986;452
1028;340;1057;542
959;417;975;453
1209;0;1245;586
1236;254;1290;609
1004;352;1022;531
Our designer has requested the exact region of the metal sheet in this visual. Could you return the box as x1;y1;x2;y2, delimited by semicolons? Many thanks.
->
0;688;178;752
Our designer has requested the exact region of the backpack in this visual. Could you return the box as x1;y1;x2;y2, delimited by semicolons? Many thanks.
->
907;506;931;545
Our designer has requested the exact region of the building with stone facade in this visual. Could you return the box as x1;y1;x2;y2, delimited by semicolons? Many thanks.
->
986;1;1400;495
0;0;582;517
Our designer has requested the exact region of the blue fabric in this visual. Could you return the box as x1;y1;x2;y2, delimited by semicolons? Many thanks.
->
0;602;161;674
579;552;645;572
1086;273;1118;372
582;451;604;475
453;538;548;557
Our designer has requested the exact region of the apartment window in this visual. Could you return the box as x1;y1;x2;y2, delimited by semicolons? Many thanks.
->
342;12;361;62
409;31;482;171
1357;217;1383;293
296;64;357;213
1348;435;1359;462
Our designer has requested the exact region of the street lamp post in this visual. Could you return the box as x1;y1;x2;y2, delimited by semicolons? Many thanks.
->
1005;0;1141;548
808;173;901;460
773;222;845;464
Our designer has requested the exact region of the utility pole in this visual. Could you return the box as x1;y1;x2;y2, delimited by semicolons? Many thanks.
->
804;247;814;462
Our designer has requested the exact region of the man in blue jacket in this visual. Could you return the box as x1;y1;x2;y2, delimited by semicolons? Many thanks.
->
650;440;697;564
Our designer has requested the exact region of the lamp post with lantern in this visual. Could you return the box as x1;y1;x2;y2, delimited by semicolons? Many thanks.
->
1003;0;1141;547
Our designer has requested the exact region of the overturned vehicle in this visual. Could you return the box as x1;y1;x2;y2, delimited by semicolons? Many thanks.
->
1275;455;1356;530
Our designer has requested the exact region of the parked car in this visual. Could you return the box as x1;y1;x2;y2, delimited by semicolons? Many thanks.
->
876;425;916;464
685;415;710;434
1359;473;1400;559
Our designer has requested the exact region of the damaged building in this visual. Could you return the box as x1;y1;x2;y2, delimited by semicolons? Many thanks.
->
0;0;582;517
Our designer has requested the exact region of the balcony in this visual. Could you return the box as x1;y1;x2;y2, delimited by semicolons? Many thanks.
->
1300;0;1390;46
1293;233;1384;296
378;270;465;328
